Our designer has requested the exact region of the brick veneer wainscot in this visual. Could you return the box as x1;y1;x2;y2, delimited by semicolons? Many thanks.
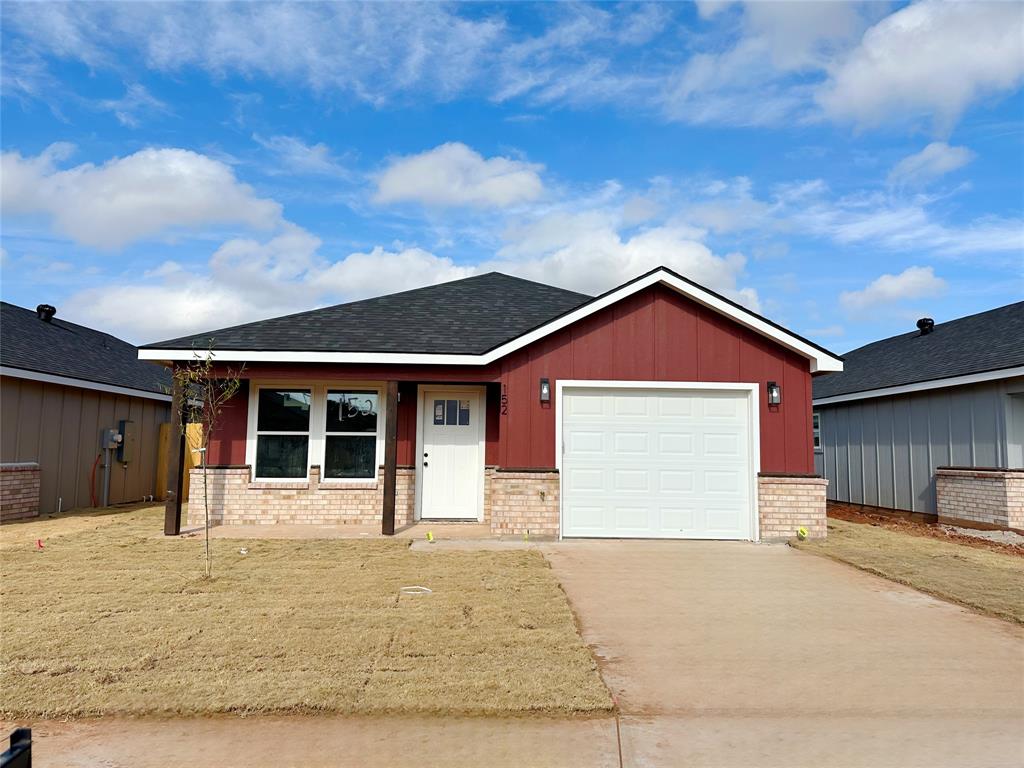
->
488;470;560;537
187;466;415;527
757;474;828;540
0;462;41;522
936;468;1024;530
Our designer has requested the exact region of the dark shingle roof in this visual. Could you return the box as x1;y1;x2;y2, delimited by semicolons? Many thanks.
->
813;302;1024;400
141;272;593;354
1;302;171;394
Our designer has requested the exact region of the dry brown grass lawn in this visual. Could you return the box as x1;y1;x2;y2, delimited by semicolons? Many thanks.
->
795;518;1024;624
0;506;611;718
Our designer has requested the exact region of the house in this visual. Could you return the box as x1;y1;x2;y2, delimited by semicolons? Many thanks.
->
0;302;172;521
813;302;1024;530
140;267;843;540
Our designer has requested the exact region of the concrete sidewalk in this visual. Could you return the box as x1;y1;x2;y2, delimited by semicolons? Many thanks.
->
0;715;619;768
9;540;1023;767
543;539;1024;767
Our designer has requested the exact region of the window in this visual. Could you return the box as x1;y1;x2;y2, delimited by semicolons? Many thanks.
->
255;389;311;478
248;384;385;482
324;390;378;479
812;411;821;450
432;398;471;426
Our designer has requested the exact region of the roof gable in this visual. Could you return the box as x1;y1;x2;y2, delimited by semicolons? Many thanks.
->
139;267;843;373
813;301;1024;402
1;302;171;395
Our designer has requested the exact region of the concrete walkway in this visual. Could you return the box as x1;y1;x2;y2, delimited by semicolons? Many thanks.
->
543;539;1024;767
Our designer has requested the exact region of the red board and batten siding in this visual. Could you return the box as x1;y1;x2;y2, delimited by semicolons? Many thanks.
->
204;284;815;474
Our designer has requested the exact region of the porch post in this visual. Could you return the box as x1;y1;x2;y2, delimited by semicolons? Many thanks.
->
381;380;399;535
164;372;185;536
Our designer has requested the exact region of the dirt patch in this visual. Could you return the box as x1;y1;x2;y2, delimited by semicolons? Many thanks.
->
795;517;1024;624
828;501;1024;558
0;506;611;719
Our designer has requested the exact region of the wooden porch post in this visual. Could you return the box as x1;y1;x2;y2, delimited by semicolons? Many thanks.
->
381;380;399;536
164;374;185;536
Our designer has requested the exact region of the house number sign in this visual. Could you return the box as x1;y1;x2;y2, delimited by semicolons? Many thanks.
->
500;386;509;416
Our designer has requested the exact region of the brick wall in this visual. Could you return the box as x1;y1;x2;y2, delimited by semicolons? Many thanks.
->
488;470;560;537
187;466;415;527
936;468;1024;529
0;463;41;522
757;474;828;540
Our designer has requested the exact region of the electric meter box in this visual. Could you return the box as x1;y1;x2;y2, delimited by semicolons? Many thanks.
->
117;419;136;463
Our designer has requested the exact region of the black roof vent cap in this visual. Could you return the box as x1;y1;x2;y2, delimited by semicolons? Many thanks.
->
916;317;935;335
36;304;57;323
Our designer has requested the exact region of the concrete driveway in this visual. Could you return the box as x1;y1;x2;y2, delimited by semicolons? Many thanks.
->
544;540;1024;768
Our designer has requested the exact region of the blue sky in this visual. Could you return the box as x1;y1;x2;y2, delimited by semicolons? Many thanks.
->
1;1;1022;351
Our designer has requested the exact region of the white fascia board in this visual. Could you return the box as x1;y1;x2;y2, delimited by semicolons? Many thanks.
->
0;366;172;402
812;365;1024;406
138;348;485;365
138;269;844;373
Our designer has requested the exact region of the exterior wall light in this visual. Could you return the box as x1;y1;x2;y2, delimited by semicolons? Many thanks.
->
539;378;551;402
767;381;782;406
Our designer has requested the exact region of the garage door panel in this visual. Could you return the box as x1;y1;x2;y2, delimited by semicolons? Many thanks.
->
702;432;742;457
656;395;694;419
657;432;695;456
612;431;649;453
562;387;754;540
613;395;649;417
613;469;649;492
659;507;695;530
568;430;605;454
566;467;605;492
658;469;694;493
703;396;742;418
568;505;605;529
704;469;743;494
614;506;651;529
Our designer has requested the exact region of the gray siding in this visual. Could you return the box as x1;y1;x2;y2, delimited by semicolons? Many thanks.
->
1;376;170;513
816;376;1024;513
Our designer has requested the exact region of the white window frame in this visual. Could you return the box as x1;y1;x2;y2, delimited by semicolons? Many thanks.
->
322;387;384;483
246;381;385;484
812;411;822;452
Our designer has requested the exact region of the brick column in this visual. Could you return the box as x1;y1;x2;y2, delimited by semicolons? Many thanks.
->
0;462;41;522
757;473;828;540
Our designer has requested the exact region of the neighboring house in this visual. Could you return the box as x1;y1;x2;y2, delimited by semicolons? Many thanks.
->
813;302;1024;530
0;302;172;521
141;267;842;540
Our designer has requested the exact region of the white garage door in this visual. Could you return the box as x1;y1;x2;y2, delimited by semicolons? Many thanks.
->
561;386;755;540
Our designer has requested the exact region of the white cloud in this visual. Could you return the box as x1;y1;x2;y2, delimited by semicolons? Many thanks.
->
0;145;281;248
60;224;477;342
839;266;946;313
818;1;1024;132
887;142;976;187
253;134;348;177
318;247;474;298
97;83;168;127
663;2;872;126
784;190;1024;257
374;143;544;208
7;2;1019;132
4;3;504;106
489;211;760;310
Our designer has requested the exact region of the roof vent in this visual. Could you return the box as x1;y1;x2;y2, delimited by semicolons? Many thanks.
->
36;304;57;323
916;317;934;335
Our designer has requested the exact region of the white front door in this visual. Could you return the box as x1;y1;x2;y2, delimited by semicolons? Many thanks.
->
419;389;484;520
561;386;756;539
